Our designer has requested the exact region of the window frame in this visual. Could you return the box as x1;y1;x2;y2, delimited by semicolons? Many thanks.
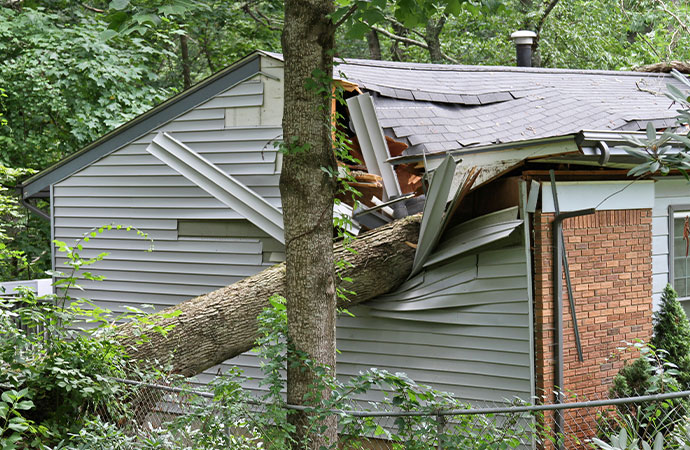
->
668;204;690;299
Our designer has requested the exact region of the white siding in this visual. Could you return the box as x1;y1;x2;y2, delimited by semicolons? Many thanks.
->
653;178;690;314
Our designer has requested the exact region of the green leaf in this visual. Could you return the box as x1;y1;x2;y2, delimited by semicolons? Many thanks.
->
1;390;14;403
109;0;130;11
646;121;656;141
7;422;29;432
444;0;464;16
15;400;34;410
345;22;371;40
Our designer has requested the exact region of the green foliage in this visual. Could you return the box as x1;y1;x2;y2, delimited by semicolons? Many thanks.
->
608;343;687;446
0;226;175;447
55;296;532;449
591;427;665;450
0;6;173;169
651;285;690;389
611;357;654;399
0;165;50;281
0;286;130;446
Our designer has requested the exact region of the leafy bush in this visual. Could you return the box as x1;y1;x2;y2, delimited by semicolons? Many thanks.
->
0;286;130;446
607;343;687;446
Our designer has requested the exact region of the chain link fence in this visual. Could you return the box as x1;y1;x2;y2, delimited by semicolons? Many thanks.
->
89;376;690;449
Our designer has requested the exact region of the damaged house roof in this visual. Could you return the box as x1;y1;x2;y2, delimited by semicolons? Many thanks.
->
336;58;684;156
19;51;687;200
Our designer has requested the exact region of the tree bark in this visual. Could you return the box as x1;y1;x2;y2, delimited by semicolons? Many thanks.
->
366;30;382;60
390;23;408;61
280;0;338;446
180;34;192;90
424;16;446;64
115;212;420;421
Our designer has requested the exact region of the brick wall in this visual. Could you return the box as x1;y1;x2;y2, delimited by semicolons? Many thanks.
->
533;209;653;441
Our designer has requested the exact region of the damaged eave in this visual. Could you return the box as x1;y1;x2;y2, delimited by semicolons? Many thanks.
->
385;133;584;168
535;129;690;169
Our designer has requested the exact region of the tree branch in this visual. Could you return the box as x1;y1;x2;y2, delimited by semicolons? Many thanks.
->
242;4;282;31
536;0;560;35
370;25;458;63
334;3;358;29
385;16;425;39
654;0;690;36
81;3;105;13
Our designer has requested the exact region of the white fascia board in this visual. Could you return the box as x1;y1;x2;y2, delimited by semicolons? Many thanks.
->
541;180;654;213
147;132;284;243
346;94;402;200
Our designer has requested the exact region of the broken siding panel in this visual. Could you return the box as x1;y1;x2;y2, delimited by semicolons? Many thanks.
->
330;243;532;404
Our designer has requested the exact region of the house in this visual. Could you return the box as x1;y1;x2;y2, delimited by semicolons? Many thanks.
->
17;50;690;412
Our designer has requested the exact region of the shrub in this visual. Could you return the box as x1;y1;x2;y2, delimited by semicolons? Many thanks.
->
651;284;690;389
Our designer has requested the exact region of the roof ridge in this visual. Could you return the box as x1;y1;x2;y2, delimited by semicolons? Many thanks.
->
338;58;676;78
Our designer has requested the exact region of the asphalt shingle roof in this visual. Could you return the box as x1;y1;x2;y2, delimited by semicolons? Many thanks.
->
337;59;684;156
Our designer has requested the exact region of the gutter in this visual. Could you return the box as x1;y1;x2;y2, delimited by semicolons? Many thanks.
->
20;197;50;221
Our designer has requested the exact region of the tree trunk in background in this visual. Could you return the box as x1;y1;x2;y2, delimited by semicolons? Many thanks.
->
115;214;420;376
280;0;338;444
366;30;382;60
424;16;446;64
180;34;192;90
390;23;408;61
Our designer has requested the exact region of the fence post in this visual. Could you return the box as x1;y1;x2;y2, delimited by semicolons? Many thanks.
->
436;412;446;450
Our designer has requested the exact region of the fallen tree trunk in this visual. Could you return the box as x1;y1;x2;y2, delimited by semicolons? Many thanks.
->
115;214;421;377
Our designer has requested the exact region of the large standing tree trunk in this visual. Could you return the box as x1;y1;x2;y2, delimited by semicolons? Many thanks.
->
281;0;338;446
366;30;382;60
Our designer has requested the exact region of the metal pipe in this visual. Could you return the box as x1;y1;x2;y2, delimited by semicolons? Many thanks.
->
20;198;50;221
549;173;586;363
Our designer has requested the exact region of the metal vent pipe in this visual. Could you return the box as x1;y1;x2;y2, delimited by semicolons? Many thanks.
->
510;30;537;67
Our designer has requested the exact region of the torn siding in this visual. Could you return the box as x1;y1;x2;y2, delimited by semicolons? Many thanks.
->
353;207;532;404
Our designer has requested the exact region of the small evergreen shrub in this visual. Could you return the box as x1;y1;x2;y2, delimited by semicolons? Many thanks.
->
651;284;690;389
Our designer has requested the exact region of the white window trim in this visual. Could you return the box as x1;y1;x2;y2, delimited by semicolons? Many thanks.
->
668;204;690;301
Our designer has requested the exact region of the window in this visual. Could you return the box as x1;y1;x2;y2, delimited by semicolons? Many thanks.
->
670;206;690;298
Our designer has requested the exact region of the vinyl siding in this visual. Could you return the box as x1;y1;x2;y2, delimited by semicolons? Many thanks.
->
52;54;531;406
652;178;690;314
52;61;284;383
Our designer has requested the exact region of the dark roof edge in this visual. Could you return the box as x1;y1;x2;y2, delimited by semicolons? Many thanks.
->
20;52;270;199
339;58;679;78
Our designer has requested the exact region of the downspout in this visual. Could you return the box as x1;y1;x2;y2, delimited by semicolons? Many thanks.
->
549;170;595;448
20;198;50;221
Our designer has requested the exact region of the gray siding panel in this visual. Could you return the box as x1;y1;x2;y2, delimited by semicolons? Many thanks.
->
53;67;531;406
652;178;690;310
58;174;281;187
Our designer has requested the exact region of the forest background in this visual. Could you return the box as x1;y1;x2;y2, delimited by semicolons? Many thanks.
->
1;0;689;281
